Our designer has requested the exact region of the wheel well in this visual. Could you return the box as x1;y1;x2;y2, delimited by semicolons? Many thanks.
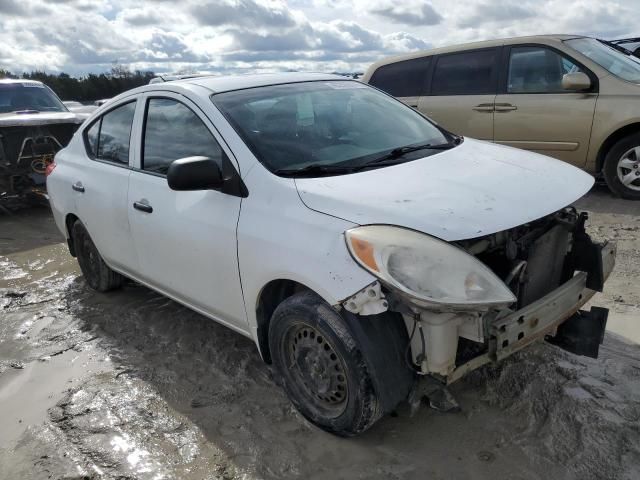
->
65;213;79;257
256;279;311;363
596;123;640;172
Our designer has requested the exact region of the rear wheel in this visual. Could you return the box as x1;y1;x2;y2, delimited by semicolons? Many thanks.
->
269;291;381;436
72;220;124;292
603;133;640;199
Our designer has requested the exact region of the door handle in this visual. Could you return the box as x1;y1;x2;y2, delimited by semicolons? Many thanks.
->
133;201;153;213
472;103;495;112
72;182;85;193
408;104;418;108
494;103;518;112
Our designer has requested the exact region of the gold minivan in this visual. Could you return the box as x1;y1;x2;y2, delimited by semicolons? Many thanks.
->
362;35;640;199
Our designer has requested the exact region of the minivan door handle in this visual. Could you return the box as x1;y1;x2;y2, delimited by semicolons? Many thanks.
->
494;103;518;112
472;103;495;112
72;182;85;193
133;201;153;214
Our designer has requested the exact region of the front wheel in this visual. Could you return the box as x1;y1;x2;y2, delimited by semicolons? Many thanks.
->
72;220;124;292
269;291;382;436
603;133;640;200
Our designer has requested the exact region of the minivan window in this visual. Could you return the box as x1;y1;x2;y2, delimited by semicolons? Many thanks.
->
212;81;449;174
369;57;430;97
142;98;224;176
508;46;583;93
566;37;640;83
431;49;498;95
88;101;136;165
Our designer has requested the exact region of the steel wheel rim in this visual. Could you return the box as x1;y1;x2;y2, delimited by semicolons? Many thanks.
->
284;322;348;418
617;146;640;191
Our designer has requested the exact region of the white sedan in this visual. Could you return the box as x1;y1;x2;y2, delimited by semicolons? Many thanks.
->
46;73;614;435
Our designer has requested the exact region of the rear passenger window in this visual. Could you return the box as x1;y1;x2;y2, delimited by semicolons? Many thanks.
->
84;101;136;165
431;49;498;95
369;57;430;97
142;98;224;176
85;119;99;157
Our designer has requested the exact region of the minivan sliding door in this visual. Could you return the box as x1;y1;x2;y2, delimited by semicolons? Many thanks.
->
418;48;499;141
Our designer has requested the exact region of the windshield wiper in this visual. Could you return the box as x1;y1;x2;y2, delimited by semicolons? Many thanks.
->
361;139;460;168
274;164;358;177
598;38;634;56
274;138;462;177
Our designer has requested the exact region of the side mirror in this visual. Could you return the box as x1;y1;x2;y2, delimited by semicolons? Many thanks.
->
167;156;223;191
562;72;591;91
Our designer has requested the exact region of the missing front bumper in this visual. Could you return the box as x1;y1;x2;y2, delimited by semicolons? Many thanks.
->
446;240;616;384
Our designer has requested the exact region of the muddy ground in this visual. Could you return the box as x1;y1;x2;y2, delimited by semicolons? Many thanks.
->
0;186;639;480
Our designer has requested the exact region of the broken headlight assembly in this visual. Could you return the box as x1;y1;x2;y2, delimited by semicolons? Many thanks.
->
345;225;516;310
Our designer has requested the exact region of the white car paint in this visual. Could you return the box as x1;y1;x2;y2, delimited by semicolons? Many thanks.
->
296;138;594;241
47;72;593;356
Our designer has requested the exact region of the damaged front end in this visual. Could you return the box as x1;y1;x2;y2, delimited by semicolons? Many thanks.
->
342;208;616;384
0;80;82;198
0;122;79;196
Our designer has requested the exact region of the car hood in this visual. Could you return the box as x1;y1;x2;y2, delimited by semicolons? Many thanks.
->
295;138;594;241
0;111;83;127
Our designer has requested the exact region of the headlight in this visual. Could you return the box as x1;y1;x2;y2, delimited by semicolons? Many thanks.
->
345;225;516;309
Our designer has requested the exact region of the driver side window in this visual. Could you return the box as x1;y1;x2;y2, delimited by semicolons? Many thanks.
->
508;46;584;93
142;98;224;176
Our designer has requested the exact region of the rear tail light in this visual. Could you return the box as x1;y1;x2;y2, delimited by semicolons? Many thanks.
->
45;161;57;177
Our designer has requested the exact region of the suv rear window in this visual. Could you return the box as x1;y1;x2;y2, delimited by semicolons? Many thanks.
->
369;57;431;97
431;49;498;95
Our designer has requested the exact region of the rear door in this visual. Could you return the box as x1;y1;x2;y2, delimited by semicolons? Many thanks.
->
126;92;247;331
367;56;431;109
418;48;499;141
493;44;598;167
72;99;139;274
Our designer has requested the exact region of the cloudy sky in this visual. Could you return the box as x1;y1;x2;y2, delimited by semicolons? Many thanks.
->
0;0;637;76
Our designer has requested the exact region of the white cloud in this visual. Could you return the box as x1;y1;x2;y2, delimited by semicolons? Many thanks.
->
0;0;637;76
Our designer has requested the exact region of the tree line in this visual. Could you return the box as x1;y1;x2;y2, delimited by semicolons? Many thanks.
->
0;66;156;102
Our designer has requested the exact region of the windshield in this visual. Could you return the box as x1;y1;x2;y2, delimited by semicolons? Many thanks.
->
0;83;67;114
212;81;449;174
566;38;640;83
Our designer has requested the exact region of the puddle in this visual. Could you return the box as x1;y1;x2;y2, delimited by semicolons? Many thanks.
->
0;343;112;449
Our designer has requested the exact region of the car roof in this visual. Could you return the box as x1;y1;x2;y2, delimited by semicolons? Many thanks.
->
0;78;44;86
364;34;588;75
143;72;345;94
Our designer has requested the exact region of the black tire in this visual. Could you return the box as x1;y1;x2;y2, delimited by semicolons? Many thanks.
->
269;291;381;436
603;133;640;200
71;220;124;292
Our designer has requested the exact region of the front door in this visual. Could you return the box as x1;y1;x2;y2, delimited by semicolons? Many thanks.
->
127;94;247;331
418;48;499;141
493;45;598;167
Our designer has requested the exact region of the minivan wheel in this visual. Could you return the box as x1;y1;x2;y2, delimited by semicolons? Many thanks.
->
603;133;640;200
269;291;381;436
71;221;124;292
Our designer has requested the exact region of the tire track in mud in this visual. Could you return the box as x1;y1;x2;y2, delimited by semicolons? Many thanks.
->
464;339;640;480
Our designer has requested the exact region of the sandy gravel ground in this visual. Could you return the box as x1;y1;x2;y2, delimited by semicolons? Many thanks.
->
0;187;639;480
